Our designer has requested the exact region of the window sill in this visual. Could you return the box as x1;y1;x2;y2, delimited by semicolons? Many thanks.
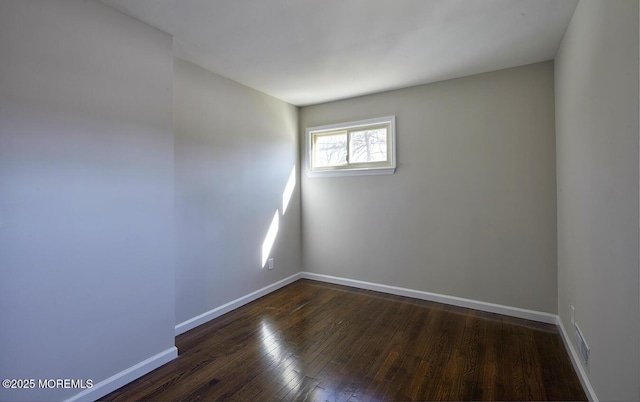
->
306;166;396;178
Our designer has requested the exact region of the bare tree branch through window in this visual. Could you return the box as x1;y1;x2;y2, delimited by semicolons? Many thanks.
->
307;116;396;177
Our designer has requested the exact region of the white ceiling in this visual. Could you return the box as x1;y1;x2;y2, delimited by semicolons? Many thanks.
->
100;0;578;106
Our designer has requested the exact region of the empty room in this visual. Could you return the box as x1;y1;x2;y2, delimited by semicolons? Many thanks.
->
1;0;638;401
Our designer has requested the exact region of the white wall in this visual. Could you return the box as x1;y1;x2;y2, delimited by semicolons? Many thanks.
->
0;1;176;401
555;0;640;400
301;62;558;313
173;58;301;327
4;1;638;400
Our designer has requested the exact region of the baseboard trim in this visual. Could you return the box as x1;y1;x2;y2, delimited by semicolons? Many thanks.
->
557;316;598;402
65;346;177;402
300;272;558;324
68;273;596;402
300;272;596;399
175;272;302;335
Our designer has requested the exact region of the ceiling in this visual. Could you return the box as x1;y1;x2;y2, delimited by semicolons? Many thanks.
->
100;0;579;106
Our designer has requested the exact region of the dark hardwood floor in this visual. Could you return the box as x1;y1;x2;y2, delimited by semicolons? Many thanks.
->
101;279;587;401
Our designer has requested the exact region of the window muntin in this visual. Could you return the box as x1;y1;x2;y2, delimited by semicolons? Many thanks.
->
306;116;396;177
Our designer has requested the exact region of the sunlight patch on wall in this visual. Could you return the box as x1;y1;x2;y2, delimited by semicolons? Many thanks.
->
261;211;279;267
260;166;295;268
282;166;296;215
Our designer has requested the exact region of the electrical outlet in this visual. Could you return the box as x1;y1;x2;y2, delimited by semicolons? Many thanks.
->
571;305;575;325
268;258;274;270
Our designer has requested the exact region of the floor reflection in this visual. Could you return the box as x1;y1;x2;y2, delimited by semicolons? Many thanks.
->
260;320;301;394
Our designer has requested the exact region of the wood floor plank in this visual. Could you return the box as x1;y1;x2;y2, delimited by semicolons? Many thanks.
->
452;312;485;400
430;312;472;400
100;279;587;401
535;328;588;400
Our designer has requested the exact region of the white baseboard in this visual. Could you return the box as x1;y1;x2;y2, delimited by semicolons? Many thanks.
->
300;272;558;324
300;272;596;400
557;316;598;402
68;273;596;402
175;272;302;335
65;346;177;402
67;274;301;401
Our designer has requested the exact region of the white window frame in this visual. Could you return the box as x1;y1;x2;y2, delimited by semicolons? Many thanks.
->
305;116;396;177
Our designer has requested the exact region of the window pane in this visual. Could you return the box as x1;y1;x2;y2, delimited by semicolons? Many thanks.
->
314;133;347;167
349;128;387;163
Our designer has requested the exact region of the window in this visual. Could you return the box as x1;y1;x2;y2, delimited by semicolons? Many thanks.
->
306;116;396;177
